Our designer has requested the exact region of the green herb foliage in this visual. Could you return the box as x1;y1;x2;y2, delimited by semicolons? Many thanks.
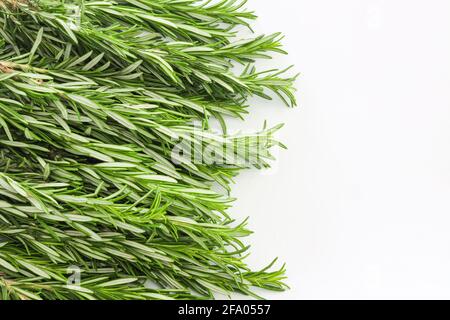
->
0;0;296;300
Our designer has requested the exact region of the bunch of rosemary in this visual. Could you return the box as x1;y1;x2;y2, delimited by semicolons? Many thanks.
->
0;0;296;300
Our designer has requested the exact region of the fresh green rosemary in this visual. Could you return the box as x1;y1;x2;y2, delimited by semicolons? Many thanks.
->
0;0;297;300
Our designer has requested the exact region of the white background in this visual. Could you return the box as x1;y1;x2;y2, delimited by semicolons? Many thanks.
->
228;0;450;299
